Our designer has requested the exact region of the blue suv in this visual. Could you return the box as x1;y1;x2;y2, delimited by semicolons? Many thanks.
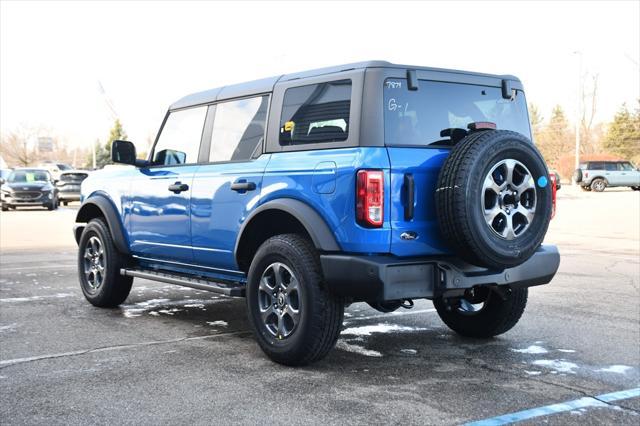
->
74;61;560;365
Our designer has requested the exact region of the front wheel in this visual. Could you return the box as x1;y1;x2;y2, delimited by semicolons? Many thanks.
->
78;218;133;307
246;234;344;366
433;287;528;338
631;186;640;191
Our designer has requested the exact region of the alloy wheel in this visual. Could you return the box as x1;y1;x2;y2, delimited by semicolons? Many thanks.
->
258;262;301;339
83;236;105;291
482;159;537;240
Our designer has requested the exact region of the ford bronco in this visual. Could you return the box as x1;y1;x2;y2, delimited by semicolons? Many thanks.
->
74;61;560;365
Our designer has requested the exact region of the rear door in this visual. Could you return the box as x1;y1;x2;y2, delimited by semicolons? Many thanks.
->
190;95;270;272
382;76;531;257
128;106;207;263
604;161;623;186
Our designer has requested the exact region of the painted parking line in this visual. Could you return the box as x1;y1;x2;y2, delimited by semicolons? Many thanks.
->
465;387;640;426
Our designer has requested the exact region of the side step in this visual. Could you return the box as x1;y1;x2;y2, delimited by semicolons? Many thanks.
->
120;268;245;297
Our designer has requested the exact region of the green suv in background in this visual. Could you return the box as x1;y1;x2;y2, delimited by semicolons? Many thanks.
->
574;161;640;192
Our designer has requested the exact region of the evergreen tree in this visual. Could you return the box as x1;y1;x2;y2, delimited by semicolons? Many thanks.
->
94;119;128;169
603;102;640;162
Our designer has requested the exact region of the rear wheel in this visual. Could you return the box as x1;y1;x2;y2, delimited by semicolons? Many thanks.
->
246;234;344;366
78;218;133;307
434;287;528;337
591;178;606;192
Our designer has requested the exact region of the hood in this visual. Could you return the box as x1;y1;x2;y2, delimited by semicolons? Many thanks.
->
3;182;52;191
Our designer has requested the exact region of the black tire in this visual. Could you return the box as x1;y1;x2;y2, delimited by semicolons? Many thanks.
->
631;186;640;191
246;234;344;366
591;178;606;192
573;168;583;183
435;130;553;269
46;203;55;210
77;218;133;307
434;287;528;338
1;205;8;212
63;201;68;206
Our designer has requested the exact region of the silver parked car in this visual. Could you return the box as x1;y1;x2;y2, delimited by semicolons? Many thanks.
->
574;161;640;192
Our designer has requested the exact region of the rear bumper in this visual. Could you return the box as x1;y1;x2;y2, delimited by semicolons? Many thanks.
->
320;245;560;302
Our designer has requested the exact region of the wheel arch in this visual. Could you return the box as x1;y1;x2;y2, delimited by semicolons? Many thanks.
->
75;193;130;255
589;175;609;184
234;199;340;272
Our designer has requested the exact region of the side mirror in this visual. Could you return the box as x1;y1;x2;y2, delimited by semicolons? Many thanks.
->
111;140;137;166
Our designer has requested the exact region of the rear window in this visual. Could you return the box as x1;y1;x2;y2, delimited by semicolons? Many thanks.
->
279;79;351;145
60;173;88;182
383;79;531;147
589;162;605;170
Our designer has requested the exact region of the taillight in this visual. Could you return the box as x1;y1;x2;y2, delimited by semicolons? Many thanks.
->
549;173;557;219
356;170;384;227
584;172;589;178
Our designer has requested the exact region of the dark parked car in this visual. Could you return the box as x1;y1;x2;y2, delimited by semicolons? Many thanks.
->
74;61;560;365
56;170;89;205
1;168;58;210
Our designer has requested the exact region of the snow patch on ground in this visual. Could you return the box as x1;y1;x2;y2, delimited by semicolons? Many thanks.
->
206;321;228;327
557;349;576;353
342;323;427;336
524;370;542;376
336;340;382;357
400;349;417;355
532;359;579;374
511;345;548;354
0;323;17;332
597;365;632;374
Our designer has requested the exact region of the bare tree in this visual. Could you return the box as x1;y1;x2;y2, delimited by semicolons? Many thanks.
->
0;126;37;166
580;73;600;155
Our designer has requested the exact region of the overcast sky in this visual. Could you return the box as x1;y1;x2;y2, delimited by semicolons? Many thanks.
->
1;0;639;150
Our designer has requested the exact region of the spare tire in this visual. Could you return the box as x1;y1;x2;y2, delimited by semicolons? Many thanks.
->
435;130;552;269
573;168;583;183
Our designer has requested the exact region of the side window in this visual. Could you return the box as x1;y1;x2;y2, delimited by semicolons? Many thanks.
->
209;96;269;162
590;162;604;170
279;79;351;145
604;162;617;171
153;106;207;165
618;162;634;171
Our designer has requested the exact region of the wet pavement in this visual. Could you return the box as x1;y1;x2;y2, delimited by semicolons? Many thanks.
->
1;188;639;425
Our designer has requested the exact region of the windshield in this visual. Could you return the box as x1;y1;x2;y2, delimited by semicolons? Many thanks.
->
7;170;51;183
384;79;531;147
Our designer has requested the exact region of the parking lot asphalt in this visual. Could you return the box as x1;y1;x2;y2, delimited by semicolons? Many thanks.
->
1;187;639;425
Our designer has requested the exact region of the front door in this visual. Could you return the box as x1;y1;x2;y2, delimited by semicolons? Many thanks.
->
128;105;208;263
190;95;270;272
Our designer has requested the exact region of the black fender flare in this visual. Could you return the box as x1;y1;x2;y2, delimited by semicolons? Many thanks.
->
234;198;341;260
75;193;130;255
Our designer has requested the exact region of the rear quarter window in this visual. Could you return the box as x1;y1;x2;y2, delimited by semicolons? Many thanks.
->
279;79;351;145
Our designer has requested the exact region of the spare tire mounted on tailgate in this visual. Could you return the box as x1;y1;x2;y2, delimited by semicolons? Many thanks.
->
435;129;552;269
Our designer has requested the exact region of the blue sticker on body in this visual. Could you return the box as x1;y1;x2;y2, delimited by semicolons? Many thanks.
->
537;176;548;188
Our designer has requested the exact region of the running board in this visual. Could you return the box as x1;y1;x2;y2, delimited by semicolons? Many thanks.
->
120;268;245;297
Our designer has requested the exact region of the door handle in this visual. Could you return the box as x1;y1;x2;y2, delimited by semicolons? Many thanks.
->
230;181;257;192
168;182;189;194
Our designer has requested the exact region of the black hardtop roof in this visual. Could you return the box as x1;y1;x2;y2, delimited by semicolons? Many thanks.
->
170;60;521;110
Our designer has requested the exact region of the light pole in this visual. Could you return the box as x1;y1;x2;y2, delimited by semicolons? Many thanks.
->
573;51;583;183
